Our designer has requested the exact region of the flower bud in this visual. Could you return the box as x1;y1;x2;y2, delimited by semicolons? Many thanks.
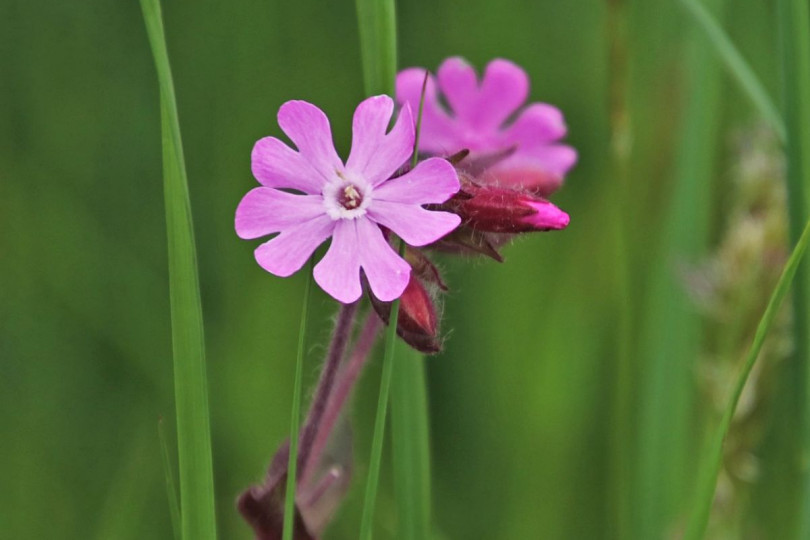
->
443;183;569;233
370;274;441;354
404;246;448;290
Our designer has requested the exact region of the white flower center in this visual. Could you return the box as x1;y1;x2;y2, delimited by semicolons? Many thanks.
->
323;172;372;220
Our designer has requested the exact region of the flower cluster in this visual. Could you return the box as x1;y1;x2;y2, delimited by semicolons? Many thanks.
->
235;57;574;353
235;57;576;538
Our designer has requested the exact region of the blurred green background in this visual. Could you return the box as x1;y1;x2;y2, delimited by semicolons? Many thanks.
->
1;0;792;538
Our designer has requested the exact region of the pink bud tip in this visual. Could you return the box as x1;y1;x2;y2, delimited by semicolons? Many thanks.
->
522;200;570;230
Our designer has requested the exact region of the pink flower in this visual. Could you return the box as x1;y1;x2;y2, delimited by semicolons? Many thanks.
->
235;95;461;304
396;57;577;195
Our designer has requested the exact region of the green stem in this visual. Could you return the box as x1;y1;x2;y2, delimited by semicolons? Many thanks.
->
359;242;404;539
139;1;217;538
684;218;810;540
283;263;314;540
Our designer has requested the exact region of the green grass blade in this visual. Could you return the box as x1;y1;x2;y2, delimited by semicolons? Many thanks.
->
359;256;403;539
391;348;432;540
283;264;314;540
355;0;431;537
388;68;432;540
633;1;727;536
355;0;397;97
684;218;810;540
679;0;787;143
159;418;182;540
139;1;217;539
771;0;810;536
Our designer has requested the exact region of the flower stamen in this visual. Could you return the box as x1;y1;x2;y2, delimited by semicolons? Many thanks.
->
339;184;363;210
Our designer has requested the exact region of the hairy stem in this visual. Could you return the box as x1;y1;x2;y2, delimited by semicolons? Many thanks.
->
297;301;359;477
302;312;382;484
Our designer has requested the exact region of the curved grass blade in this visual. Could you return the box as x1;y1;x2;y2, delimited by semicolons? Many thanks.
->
678;0;786;143
140;1;217;538
684;218;810;540
283;263;314;540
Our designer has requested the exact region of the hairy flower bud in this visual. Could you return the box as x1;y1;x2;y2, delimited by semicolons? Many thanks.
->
370;274;441;354
443;183;569;233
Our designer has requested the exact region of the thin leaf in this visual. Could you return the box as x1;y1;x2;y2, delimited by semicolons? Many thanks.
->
283;262;315;540
139;1;217;538
390;70;432;540
159;417;182;540
757;0;810;536
355;0;397;97
359;243;404;540
391;348;432;540
684;218;810;540
679;0;787;143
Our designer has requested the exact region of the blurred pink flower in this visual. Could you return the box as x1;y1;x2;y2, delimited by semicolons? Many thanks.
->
397;57;577;195
235;95;461;304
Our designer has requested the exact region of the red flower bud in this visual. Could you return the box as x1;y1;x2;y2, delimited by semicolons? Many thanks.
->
404;246;448;290
443;183;569;233
370;274;441;354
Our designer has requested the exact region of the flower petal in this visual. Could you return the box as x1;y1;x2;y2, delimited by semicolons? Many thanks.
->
502;103;568;147
254;215;335;278
373;157;460;205
511;144;578;177
356;217;411;302
368;201;460;247
251;137;326;194
437;57;480;122
486;160;564;196
345;95;414;185
313;219;363;304
396;68;459;155
489;145;577;195
235;187;325;239
277;100;344;180
522;200;570;230
473;59;529;130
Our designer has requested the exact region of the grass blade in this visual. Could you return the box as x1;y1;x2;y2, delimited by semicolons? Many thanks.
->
355;0;432;537
283;264;314;540
389;69;432;540
139;1;217;539
633;1;727;536
678;0;787;142
355;0;397;97
391;348;432;540
159;418;182;540
755;0;810;536
684;218;810;539
359;257;403;539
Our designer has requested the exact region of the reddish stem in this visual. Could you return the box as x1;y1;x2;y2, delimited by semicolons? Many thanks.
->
301;312;382;484
296;301;358;476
